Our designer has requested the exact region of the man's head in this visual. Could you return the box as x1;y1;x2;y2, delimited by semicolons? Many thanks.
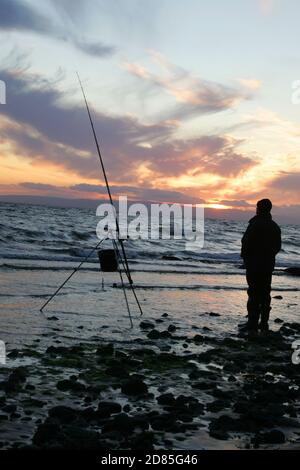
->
256;198;272;215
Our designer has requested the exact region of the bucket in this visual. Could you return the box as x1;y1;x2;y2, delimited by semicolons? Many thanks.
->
98;249;119;272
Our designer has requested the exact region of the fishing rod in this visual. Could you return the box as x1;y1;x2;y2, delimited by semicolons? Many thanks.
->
76;73;144;317
40;237;106;312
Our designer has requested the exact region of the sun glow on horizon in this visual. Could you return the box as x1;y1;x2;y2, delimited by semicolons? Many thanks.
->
205;203;231;210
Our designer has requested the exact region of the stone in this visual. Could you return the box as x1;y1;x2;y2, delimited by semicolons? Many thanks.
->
48;406;78;424
121;377;148;396
147;330;160;340
97;401;122;415
56;380;86;392
96;344;114;356
285;267;300;276
157;393;176;407
259;430;286;444
140;321;155;330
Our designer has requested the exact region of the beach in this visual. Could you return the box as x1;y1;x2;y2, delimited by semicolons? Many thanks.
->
0;202;299;449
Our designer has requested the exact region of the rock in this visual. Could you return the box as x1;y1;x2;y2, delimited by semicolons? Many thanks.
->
102;413;149;434
22;398;46;408
80;407;99;421
212;388;233;400
105;366;129;378
208;312;221;317
193;334;204;343
160;331;172;339
96;344;114;356
176;395;202;409
7;350;19;359
273;296;283;300
46;346;68;355
209;429;229;440
274;318;284;324
228;375;237;382
283;322;300;333
48;406;78;424
209;414;237;434
121;376;148;396
150;413;178;432
207;399;229;413
48;316;59;321
140;321;155;330
168;325;177;333
162;255;181;261
191;381;214;391
25;384;36;391
147;329;160;340
62;426;101;449
33;423;62;446
4;368;27;393
259;430;286;444
56;379;86;392
285;267;300;276
130;431;155;450
97;401;122;415
162;313;169;318
157;393;176;407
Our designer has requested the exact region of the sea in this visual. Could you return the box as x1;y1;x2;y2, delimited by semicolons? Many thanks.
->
0;202;299;352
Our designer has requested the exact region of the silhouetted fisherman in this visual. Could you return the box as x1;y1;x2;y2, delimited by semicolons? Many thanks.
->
241;199;281;333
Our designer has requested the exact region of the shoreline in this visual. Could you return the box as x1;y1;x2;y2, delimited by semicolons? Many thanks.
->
1;316;300;450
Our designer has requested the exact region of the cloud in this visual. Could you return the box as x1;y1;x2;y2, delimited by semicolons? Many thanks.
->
270;172;300;196
218;199;254;208
0;0;115;58
73;39;115;58
71;183;206;204
144;135;256;178
237;78;262;90
0;68;257;183
123;52;249;120
20;181;204;204
20;182;60;191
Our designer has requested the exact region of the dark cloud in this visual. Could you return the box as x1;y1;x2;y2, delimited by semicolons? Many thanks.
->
73;39;115;57
0;0;50;33
218;199;254;208
20;182;60;191
0;68;257;183
139;135;255;178
270;172;300;196
0;0;115;58
20;182;204;204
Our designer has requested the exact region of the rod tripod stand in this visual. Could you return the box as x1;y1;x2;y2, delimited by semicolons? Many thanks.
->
40;236;144;328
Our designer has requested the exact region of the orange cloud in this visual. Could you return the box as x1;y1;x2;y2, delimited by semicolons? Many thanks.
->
237;78;262;90
124;51;247;117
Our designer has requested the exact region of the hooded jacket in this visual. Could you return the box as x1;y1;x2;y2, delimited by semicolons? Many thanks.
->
241;213;281;271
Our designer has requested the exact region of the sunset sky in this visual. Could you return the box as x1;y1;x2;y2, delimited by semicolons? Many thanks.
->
0;0;299;220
